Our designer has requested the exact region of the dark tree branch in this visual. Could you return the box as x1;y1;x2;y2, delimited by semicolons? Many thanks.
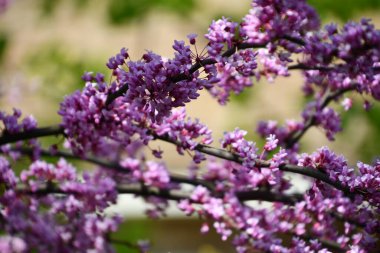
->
0;125;64;145
105;84;129;107
281;35;306;46
16;184;187;201
288;63;333;71
16;183;302;205
155;133;365;197
236;189;302;204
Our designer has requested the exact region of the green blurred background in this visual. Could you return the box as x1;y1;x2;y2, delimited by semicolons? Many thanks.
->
1;1;380;252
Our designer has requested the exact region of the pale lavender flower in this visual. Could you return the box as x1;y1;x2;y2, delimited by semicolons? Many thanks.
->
143;161;170;188
342;98;353;111
0;236;26;253
264;134;278;151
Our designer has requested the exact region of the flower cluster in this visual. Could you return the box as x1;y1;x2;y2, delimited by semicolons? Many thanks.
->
303;104;342;141
59;72;152;156
0;157;122;253
298;147;380;207
0;156;17;188
205;49;257;104
220;129;288;189
2;0;380;252
221;128;258;169
257;48;290;82
0;109;37;134
0;109;41;160
152;108;212;156
107;42;204;123
240;0;320;45
302;19;380;103
205;17;238;58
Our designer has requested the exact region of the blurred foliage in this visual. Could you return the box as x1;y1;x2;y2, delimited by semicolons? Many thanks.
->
341;101;380;162
107;0;196;25
36;0;196;24
32;0;380;25
38;0;89;16
230;86;255;106
24;44;106;101
111;219;152;253
360;104;380;162
0;31;8;64
308;0;380;21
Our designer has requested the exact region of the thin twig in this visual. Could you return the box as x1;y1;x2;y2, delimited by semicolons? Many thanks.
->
285;84;357;148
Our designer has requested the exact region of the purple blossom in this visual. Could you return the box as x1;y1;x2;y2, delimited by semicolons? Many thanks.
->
341;97;353;111
2;1;380;252
117;45;204;122
205;17;238;58
298;147;380;208
153;108;212;155
302;18;380;104
222;128;258;170
240;0;319;44
203;198;225;219
0;236;26;253
178;199;195;216
0;156;17;188
206;49;257;104
190;185;210;203
302;104;342;141
256;120;303;148
143;161;170;188
220;128;287;188
106;47;129;70
59;74;152;156
318;107;342;141
187;33;197;45
119;157;143;181
213;221;232;241
0;109;37;135
61;170;118;212
257;48;289;82
264;134;278;151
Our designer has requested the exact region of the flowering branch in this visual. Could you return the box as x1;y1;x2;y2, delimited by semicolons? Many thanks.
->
10;145;373;232
0;125;63;145
0;125;369;197
2;1;380;252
